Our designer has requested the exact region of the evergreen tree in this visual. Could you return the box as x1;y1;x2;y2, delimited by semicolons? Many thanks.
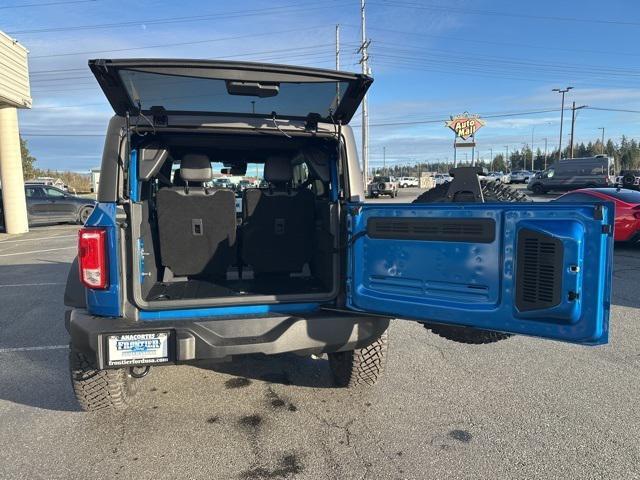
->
20;136;37;179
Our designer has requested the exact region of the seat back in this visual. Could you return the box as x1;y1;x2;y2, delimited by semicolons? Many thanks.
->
241;156;315;274
156;154;236;277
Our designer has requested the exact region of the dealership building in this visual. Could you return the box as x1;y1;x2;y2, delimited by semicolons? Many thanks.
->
0;30;31;234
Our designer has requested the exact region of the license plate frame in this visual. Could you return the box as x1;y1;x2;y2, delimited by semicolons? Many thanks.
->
105;331;172;367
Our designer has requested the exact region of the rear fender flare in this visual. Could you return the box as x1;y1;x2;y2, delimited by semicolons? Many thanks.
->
64;256;86;310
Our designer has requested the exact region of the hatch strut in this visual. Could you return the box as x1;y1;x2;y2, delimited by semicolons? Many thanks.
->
271;111;292;138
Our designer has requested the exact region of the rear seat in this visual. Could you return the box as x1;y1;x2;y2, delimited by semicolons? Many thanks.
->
156;154;236;278
241;155;315;275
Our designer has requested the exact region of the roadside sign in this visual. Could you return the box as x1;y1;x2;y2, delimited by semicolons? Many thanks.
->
446;113;485;140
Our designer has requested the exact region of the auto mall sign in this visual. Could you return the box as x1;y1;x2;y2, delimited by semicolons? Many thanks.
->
445;113;485;140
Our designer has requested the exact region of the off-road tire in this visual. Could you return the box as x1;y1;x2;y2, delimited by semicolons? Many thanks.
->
329;330;389;387
412;180;530;344
69;345;139;411
622;174;636;188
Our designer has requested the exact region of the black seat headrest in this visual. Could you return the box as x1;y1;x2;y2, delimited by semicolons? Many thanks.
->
264;156;293;183
179;154;213;183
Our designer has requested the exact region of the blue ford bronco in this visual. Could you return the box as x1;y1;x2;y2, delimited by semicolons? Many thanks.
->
65;59;614;411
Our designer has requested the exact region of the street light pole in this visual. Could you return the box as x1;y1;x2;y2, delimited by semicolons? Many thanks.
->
543;137;548;169
383;146;386;174
530;126;535;171
504;145;509;171
569;102;588;158
552;86;573;161
598;127;605;154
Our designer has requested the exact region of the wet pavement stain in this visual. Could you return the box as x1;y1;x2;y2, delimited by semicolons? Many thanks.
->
265;387;297;412
239;453;304;479
239;414;263;429
449;429;472;443
226;377;252;389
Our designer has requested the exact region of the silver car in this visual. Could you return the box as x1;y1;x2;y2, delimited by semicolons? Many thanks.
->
509;170;532;184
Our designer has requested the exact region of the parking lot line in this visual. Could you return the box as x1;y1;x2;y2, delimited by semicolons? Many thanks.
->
0;345;68;353
0;282;65;288
0;246;76;257
0;234;76;244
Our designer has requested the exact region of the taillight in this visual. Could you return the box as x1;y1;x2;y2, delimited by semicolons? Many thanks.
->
78;228;108;289
633;206;640;220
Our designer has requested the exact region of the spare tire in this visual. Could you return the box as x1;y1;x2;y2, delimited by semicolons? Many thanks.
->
412;180;530;344
623;173;636;187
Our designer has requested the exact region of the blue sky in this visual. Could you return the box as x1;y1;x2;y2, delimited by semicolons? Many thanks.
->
4;0;640;172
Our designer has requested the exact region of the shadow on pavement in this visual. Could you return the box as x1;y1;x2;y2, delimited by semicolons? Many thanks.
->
198;353;336;389
0;349;80;412
612;243;640;309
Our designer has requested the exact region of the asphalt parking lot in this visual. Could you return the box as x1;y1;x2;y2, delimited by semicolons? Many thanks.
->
0;191;638;480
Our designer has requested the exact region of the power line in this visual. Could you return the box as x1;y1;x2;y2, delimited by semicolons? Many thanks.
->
587;106;640;114
0;0;97;9
353;108;562;128
370;0;640;28
29;26;333;59
21;108;565;136
7;1;342;35
341;24;640;59
370;58;640;90
368;44;640;77
29;44;337;83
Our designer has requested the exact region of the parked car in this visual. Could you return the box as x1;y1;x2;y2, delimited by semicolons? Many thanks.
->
485;171;505;182
433;173;453;185
398;176;419;188
64;58;613;412
527;156;615;194
368;176;398;197
616;170;640;191
212;177;235;190
235;179;254;192
555;188;640;242
0;184;95;228
509;170;533;184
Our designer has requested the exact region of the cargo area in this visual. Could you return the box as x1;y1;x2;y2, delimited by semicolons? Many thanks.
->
130;132;341;308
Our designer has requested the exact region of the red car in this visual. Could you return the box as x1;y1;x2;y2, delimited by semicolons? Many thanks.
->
556;188;640;242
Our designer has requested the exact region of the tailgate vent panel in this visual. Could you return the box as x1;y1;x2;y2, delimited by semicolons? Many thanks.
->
516;229;563;311
367;218;495;243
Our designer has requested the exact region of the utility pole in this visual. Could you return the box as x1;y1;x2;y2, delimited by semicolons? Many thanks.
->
383;146;386;173
489;147;493;170
553;86;573;161
598;127;605;154
359;0;370;189
543;138;548;169
569;102;588;158
335;24;340;70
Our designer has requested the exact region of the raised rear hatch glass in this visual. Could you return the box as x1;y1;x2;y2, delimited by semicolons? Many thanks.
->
89;59;372;123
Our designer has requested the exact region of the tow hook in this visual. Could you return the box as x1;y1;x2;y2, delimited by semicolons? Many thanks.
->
129;366;151;379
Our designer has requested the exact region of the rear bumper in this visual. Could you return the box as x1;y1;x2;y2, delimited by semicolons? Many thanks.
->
66;308;390;369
